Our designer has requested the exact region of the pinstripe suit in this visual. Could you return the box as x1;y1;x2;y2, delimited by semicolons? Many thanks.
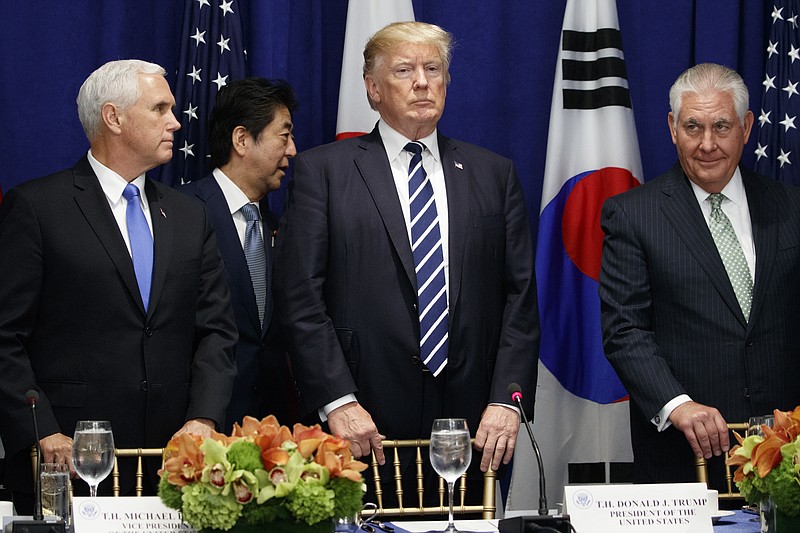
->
599;163;800;485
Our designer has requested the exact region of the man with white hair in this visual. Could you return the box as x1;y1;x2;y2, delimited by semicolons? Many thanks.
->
0;59;237;510
600;62;800;488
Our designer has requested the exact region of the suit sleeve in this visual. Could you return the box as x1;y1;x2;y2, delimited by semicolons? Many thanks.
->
487;162;539;417
0;188;61;456
273;155;357;415
599;196;686;419
185;208;238;429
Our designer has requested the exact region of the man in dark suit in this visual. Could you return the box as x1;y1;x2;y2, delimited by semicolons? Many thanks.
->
600;63;800;487
274;21;539;475
181;78;298;431
0;59;237;510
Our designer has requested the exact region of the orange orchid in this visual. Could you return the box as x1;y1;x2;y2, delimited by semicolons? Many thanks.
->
158;432;205;487
292;422;329;459
314;435;368;482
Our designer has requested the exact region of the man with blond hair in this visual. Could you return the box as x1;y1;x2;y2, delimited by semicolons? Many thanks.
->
275;21;539;485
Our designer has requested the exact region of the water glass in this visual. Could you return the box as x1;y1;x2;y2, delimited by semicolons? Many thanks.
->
72;420;115;497
747;415;775;437
40;462;70;524
430;418;472;533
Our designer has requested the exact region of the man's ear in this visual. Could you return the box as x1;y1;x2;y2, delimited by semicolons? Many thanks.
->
101;102;122;135
231;125;248;156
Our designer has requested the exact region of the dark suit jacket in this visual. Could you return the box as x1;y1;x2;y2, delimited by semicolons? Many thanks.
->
0;156;237;494
273;127;539;439
600;163;800;485
181;174;295;430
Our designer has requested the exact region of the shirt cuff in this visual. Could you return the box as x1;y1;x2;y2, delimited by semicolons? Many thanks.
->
318;394;358;422
653;394;692;431
489;402;521;418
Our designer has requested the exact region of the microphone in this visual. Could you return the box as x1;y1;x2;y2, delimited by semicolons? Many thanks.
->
11;391;67;533
508;383;548;516
26;390;44;521
497;383;571;533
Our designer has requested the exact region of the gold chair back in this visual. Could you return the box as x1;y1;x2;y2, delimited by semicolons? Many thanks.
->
694;422;748;500
367;439;496;519
31;446;164;497
111;448;165;496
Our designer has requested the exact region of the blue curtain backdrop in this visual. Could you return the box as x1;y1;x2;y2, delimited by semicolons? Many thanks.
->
0;0;769;235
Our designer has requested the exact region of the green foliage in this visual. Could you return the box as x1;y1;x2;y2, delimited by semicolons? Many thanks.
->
330;477;365;519
157;475;183;510
227;440;264;472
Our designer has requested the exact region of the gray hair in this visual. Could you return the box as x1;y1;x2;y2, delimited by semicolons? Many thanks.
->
669;63;749;125
77;59;166;140
363;21;453;110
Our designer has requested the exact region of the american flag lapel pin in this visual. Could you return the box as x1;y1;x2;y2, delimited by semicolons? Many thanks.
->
454;161;463;170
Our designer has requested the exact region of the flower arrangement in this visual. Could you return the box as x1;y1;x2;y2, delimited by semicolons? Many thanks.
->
157;415;367;531
726;406;800;517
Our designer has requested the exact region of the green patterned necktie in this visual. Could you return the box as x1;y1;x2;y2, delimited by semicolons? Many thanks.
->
708;193;753;321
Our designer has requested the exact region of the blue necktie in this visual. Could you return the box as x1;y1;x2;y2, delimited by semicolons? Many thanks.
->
122;184;153;311
405;141;448;376
240;204;267;326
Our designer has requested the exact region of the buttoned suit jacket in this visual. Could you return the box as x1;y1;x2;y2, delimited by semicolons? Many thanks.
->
0;156;237;493
181;175;294;430
273;127;539;439
600;163;800;484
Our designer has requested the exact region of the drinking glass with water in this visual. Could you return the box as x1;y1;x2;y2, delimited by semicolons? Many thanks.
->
72;420;115;497
429;418;472;533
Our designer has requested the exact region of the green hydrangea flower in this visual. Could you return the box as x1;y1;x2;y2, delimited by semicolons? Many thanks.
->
286;479;336;525
181;482;242;530
764;460;800;517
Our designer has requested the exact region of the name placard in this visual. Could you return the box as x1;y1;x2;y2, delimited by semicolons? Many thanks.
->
564;483;713;533
72;497;197;533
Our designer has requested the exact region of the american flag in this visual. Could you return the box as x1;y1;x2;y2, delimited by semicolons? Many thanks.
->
755;0;800;185
158;0;248;186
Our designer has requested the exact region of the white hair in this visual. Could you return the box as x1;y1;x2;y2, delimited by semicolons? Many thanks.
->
669;63;749;125
76;59;166;140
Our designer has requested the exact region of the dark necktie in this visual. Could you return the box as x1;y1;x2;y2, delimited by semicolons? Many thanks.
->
405;141;448;376
122;183;153;311
240;203;267;326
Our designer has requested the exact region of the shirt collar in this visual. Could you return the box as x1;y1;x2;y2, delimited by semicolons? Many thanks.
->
213;168;254;215
378;120;440;164
88;150;147;206
689;166;745;207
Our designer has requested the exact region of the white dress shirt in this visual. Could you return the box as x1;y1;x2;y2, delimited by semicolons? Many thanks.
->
213;167;263;248
88;150;152;256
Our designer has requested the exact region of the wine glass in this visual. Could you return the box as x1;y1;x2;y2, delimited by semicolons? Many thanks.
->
72;420;115;497
429;418;472;533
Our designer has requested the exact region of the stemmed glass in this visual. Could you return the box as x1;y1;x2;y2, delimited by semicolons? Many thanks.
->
72;420;115;497
429;418;472;533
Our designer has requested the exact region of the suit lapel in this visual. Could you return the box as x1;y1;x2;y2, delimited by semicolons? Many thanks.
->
439;135;468;313
659;165;747;326
145;179;172;318
71;157;146;315
743;169;776;331
354;130;417;289
194;176;263;333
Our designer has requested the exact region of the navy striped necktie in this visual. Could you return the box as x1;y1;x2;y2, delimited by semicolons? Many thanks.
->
405;141;448;376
